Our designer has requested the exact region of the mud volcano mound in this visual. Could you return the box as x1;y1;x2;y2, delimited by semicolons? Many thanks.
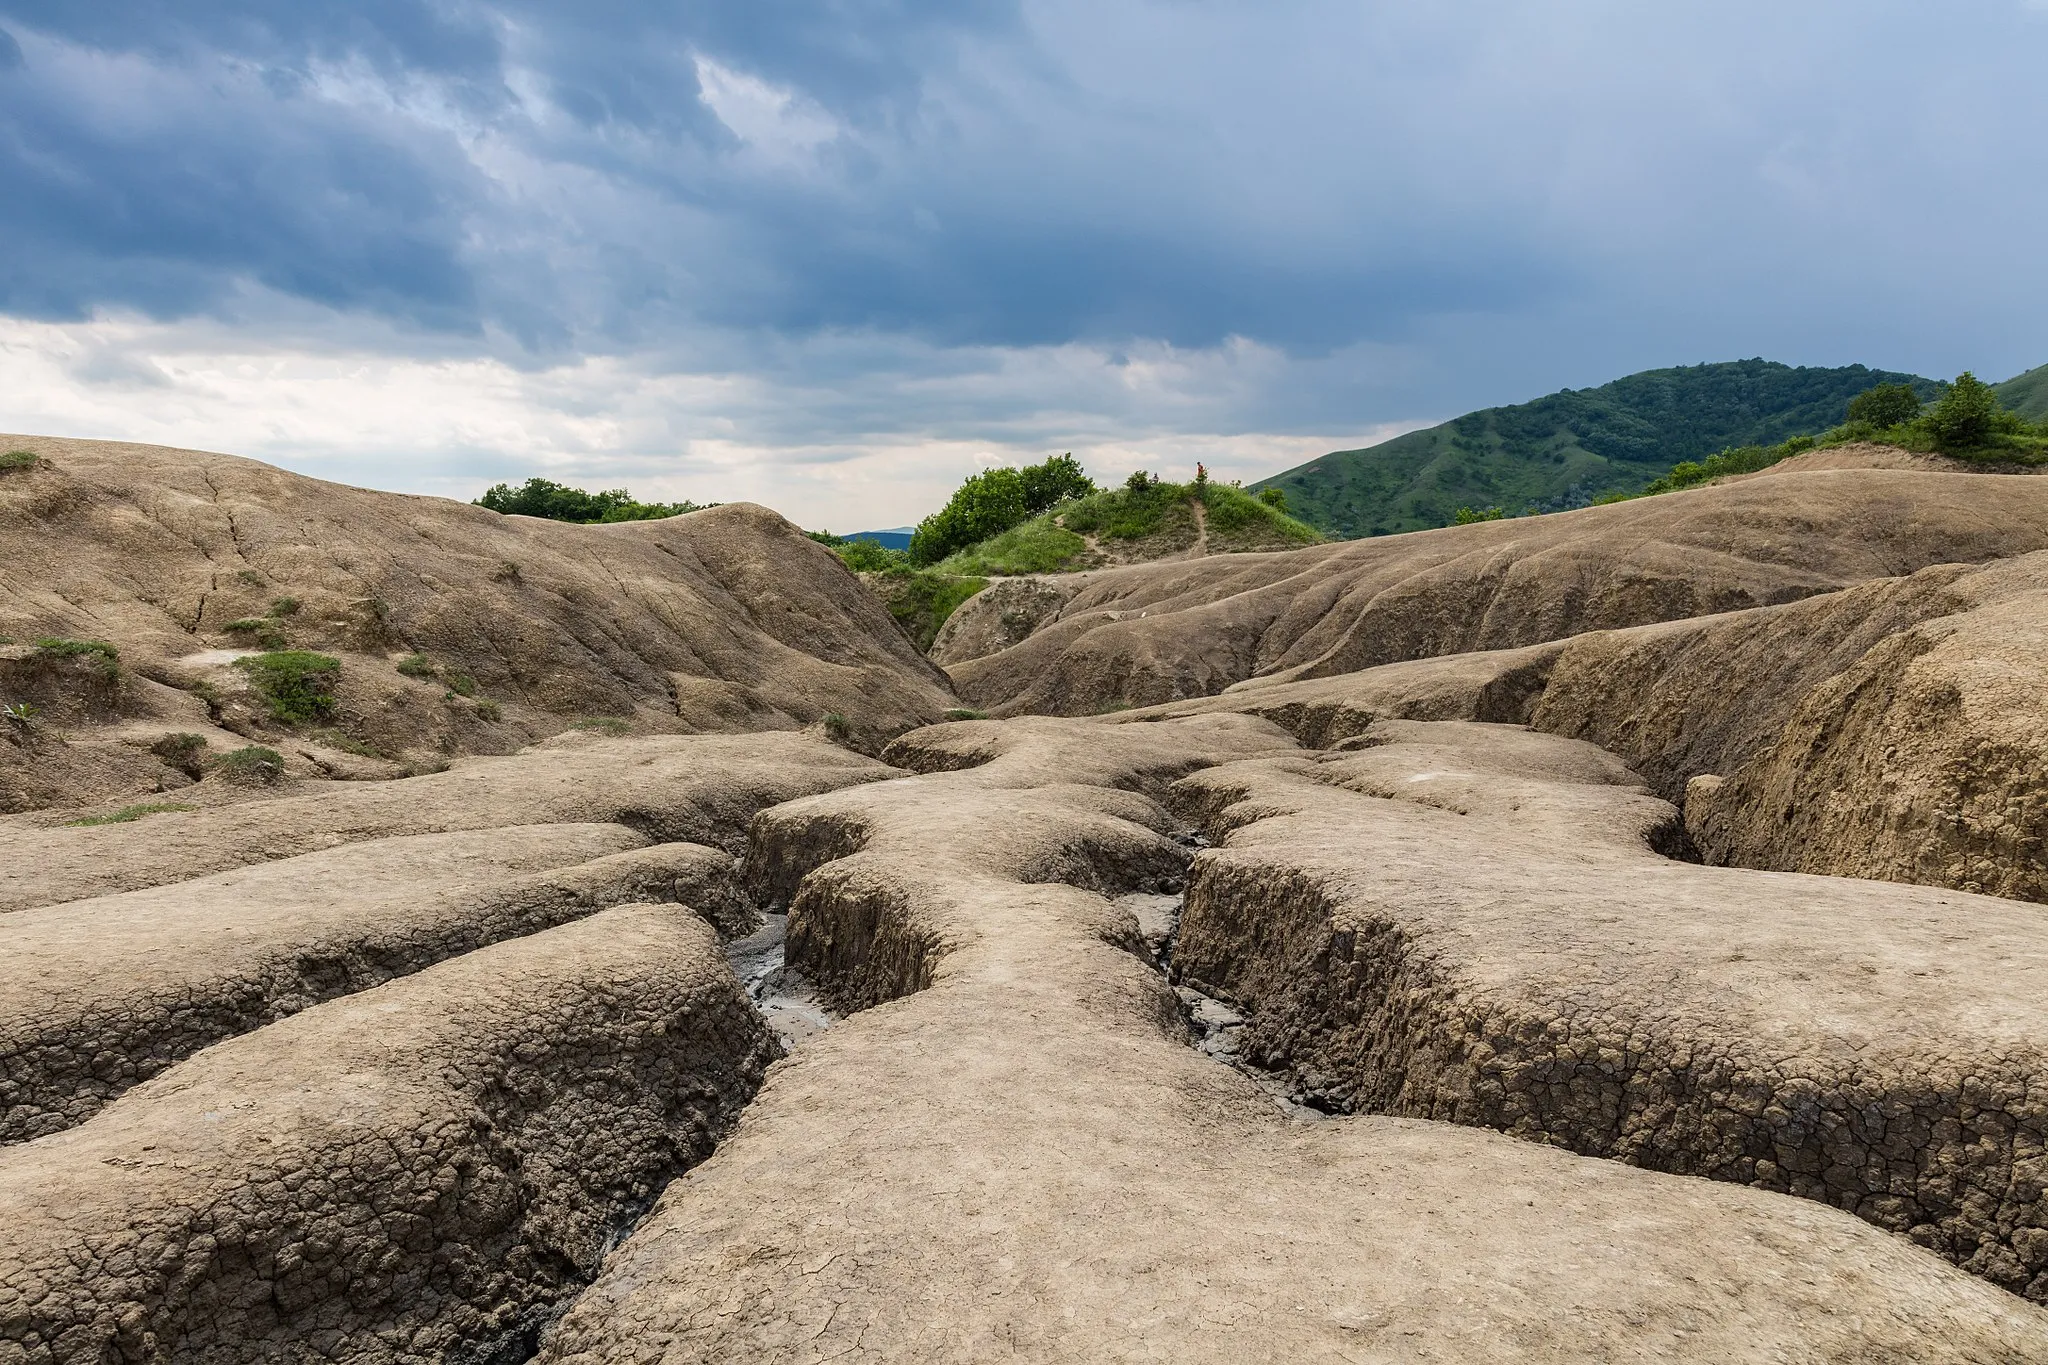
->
7;441;2048;1362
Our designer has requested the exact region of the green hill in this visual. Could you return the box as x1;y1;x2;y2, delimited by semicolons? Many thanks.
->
1996;364;2048;421
1251;359;1939;539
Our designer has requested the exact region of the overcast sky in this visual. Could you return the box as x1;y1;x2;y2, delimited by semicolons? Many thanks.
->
1;2;2043;529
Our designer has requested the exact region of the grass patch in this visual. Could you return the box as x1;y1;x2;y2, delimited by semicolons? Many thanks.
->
572;716;632;736
937;520;1089;575
474;698;503;721
822;711;852;742
65;801;196;827
149;732;208;775
35;638;120;677
313;728;389;760
233;650;341;723
866;569;988;650
396;654;438;679
445;671;479;698
224;618;287;649
210;745;285;784
0;449;37;473
268;596;301;617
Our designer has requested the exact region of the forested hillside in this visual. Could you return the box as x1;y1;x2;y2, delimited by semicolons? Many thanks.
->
1997;364;2048;421
1251;359;1937;538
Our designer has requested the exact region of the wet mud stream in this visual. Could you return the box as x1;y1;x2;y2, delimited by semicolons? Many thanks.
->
723;910;835;1051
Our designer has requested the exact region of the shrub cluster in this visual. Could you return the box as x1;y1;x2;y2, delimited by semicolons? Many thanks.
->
233;651;341;723
475;477;708;523
908;454;1095;566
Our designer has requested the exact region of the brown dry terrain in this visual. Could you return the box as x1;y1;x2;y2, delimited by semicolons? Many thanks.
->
8;437;2048;1362
0;435;953;815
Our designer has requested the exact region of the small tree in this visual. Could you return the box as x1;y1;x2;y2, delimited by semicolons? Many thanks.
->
1924;372;2001;452
1846;382;1923;430
1124;469;1157;494
1257;487;1287;512
908;467;1029;566
1017;453;1094;515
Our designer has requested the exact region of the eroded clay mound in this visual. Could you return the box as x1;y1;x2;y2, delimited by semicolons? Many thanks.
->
0;435;955;811
0;731;892;913
0;905;773;1364
0;826;750;1142
944;467;2048;715
1171;720;2048;1299
533;716;2048;1362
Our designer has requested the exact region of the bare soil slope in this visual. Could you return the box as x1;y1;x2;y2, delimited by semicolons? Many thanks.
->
0;435;954;812
943;468;2048;715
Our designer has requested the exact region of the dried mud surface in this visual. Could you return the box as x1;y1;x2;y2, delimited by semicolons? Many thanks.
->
532;717;2048;1363
1171;720;2048;1299
0;905;774;1365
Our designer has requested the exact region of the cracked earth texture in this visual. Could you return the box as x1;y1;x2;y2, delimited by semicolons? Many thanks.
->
532;716;2048;1363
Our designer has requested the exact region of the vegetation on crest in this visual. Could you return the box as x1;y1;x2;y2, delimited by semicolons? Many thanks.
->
35;638;120;678
908;454;1096;565
66;802;196;827
1;449;37;473
475;477;708;523
149;732;208;777
233;651;341;723
211;745;285;784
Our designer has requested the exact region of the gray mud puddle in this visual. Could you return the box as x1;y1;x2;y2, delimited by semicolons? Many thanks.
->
724;912;834;1051
1116;883;1327;1121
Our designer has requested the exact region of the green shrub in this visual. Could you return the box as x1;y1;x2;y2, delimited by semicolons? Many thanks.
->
1018;453;1094;513
233;651;341;723
268;596;301;618
822;711;852;742
445;671;479;697
474;698;503;721
211;745;285;784
573;716;632;736
1453;506;1508;524
942;707;988;721
838;539;908;572
0;449;37;473
873;570;988;650
1847;382;1924;429
234;569;264;586
1922;372;2012;452
1257;487;1288;512
65;801;196;826
396;654;437;679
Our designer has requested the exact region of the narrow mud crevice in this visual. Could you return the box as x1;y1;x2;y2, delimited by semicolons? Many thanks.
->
1116;831;1330;1120
723;908;836;1051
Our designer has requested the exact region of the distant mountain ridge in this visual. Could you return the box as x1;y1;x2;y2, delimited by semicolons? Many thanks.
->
1252;359;1940;539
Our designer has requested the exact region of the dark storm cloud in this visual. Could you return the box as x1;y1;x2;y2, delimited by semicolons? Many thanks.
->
0;0;2044;405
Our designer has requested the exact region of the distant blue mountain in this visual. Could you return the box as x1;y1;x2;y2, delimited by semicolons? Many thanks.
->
846;527;914;549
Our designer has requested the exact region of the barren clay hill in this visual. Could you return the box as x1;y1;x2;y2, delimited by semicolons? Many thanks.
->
941;464;2048;714
15;437;2048;1363
0;435;955;814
